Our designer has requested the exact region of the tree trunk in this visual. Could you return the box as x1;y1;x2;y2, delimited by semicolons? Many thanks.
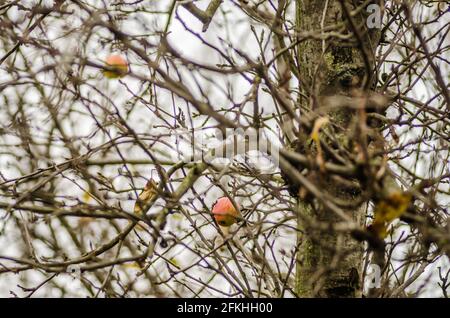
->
294;0;382;297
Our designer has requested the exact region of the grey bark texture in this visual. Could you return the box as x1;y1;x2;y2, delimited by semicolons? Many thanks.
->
294;0;382;297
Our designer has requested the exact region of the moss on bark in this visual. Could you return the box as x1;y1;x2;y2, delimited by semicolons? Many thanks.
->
294;0;381;297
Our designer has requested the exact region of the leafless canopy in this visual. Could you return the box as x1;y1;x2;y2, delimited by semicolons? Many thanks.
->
0;0;448;297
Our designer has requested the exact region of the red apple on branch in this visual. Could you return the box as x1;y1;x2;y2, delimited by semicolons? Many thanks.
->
211;197;241;231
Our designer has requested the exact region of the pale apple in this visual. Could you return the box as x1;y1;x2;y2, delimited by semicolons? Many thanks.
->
103;54;128;78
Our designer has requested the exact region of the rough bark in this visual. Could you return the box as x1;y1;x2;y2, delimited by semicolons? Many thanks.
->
294;0;382;297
